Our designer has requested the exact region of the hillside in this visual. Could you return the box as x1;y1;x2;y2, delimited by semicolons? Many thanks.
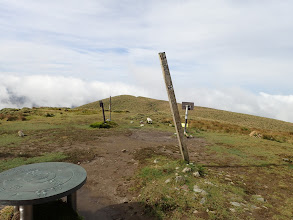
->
78;95;293;133
1;96;293;219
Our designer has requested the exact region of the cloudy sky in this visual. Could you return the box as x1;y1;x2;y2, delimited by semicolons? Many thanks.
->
1;0;293;122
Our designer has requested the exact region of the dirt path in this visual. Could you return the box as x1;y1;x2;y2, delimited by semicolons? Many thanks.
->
75;129;208;219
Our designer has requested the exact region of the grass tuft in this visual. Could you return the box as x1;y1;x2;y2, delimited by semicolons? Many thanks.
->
90;121;118;129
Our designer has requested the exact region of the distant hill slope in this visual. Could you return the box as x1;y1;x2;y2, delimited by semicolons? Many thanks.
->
78;95;293;132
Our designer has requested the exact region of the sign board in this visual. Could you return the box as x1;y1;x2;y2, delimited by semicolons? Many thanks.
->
182;102;194;110
181;123;188;128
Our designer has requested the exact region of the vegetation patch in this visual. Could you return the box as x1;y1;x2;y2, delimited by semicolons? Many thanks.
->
133;156;264;219
90;121;118;129
0;152;67;172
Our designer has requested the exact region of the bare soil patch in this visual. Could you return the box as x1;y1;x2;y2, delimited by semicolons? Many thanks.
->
70;129;208;219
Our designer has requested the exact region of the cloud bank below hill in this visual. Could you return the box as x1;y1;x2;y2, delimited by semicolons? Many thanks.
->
1;74;293;123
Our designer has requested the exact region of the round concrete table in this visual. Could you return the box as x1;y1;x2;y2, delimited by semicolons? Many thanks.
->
0;162;87;220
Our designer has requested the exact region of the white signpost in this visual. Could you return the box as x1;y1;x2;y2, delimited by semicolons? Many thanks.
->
182;102;194;135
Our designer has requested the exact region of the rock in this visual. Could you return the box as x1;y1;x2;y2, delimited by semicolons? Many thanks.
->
229;208;236;213
77;162;81;165
122;149;127;153
225;177;232;182
249;131;263;138
193;210;199;214
130;121;134;124
175;176;185;183
283;158;292;163
254;195;265;202
251;205;261;210
169;124;173;127
18;130;25;137
154;159;159;164
204;180;214;186
193;171;200;177
193;185;206;195
165;178;171;184
230;202;241;207
122;198;129;203
182;167;192;173
140;124;144;127
200;197;206;204
146;118;153;124
181;184;189;191
175;173;179;176
175;167;180;170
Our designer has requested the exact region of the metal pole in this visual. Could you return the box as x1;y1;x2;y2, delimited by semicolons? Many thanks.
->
67;192;77;211
184;105;188;134
159;52;190;163
20;205;33;220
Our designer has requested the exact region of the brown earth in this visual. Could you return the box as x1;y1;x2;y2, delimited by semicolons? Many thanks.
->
72;129;208;220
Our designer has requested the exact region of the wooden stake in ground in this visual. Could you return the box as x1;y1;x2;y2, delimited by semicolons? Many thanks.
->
109;96;112;121
99;101;106;123
158;52;190;163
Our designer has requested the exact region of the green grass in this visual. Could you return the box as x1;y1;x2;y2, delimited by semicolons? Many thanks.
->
134;156;265;219
0;152;67;172
0;133;23;147
90;121;118;128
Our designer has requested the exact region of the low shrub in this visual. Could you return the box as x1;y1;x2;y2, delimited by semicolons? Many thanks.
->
6;115;18;121
0;114;5;120
45;113;55;117
90;121;118;129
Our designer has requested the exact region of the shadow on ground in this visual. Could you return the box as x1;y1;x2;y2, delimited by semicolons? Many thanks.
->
78;188;158;220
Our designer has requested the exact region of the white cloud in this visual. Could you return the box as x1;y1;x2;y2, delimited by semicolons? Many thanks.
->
0;1;293;123
0;74;148;109
1;74;293;123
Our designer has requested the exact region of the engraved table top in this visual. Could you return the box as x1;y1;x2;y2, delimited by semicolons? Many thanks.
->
0;162;87;205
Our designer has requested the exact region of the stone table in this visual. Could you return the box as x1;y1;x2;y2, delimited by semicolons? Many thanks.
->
0;162;87;220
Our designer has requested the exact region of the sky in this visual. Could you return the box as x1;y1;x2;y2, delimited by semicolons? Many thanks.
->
1;0;293;123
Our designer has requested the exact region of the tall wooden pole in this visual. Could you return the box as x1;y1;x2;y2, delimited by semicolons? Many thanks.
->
158;52;190;163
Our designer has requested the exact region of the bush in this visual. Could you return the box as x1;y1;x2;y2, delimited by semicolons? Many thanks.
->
0;114;5;120
90;121;118;129
45;113;55;117
6;115;18;121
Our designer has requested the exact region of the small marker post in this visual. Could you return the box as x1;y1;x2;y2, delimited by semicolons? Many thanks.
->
184;105;188;135
99;101;106;123
182;102;194;136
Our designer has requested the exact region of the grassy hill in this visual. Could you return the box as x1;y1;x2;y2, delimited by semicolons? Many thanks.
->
1;95;293;219
78;95;293;133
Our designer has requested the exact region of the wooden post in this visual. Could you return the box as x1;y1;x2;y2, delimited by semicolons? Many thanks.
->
99;101;106;123
158;52;190;163
109;96;112;121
